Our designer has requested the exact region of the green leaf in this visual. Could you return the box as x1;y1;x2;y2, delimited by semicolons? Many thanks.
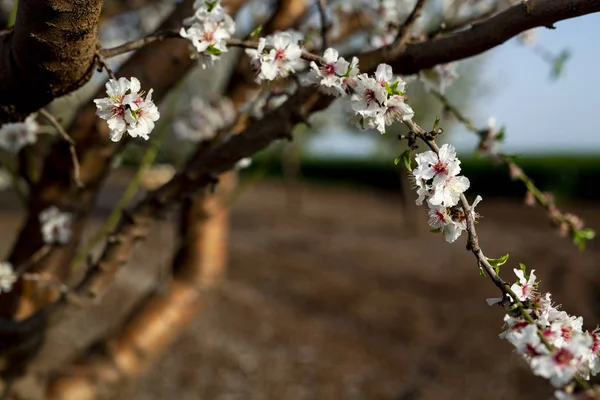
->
550;49;571;80
479;266;487;277
394;149;412;171
205;0;217;11
206;45;222;56
433;116;440;131
430;228;442;233
487;254;509;274
519;263;527;276
495;126;506;142
572;228;596;251
250;25;263;38
487;254;509;268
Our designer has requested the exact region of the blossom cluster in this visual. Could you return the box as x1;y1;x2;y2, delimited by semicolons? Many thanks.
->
304;48;358;97
331;0;417;49
180;0;235;68
0;261;16;294
477;116;503;157
245;31;305;83
174;96;235;142
303;52;414;134
0;113;38;153
94;77;160;142
39;206;73;245
498;268;600;396
418;63;459;95
411;144;476;243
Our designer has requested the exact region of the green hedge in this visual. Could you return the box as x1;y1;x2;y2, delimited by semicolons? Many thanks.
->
241;154;600;201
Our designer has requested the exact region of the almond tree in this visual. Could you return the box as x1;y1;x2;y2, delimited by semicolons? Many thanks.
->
0;0;598;399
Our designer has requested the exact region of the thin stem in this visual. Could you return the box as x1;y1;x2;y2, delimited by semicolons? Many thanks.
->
7;0;17;28
430;88;588;243
38;109;83;188
390;0;427;55
15;245;51;275
95;51;117;80
316;0;329;51
22;273;69;294
98;31;326;64
404;118;590;391
99;30;182;58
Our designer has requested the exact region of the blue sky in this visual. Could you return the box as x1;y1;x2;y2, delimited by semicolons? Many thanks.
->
451;11;600;154
307;12;600;157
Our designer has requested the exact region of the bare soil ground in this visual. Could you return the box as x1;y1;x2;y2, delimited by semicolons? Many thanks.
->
3;179;600;399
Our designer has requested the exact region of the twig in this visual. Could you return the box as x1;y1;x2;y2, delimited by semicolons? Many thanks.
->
427;4;500;39
430;88;591;247
22;273;69;294
15;245;52;276
99;30;182;58
315;0;329;51
38;108;83;188
404;119;590;390
390;0;427;56
95;51;117;80
98;31;326;64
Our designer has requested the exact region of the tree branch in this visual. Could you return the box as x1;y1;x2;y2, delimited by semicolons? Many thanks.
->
363;0;600;74
0;0;104;122
45;175;234;400
44;0;600;316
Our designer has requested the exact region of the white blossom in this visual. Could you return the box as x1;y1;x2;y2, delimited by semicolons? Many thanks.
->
0;113;38;153
530;333;592;387
304;47;354;96
174;97;235;142
519;29;537;47
348;74;387;116
94;77;160;142
510;268;538;301
39;206;73;245
246;32;304;82
0;261;17;293
427;203;463;243
235;157;252;170
478;116;502;156
413;178;431;206
248;92;289;119
180;0;235;65
419;63;459;94
413;144;461;186
428;175;470;208
124;88;160;140
0;168;11;191
383;95;414;125
505;323;548;358
499;268;600;389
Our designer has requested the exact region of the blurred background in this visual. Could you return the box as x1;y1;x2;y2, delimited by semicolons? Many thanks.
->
1;0;599;398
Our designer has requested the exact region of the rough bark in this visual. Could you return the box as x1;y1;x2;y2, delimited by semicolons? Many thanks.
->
3;0;600;395
0;0;104;122
57;0;600;317
379;0;600;74
44;177;234;400
2;0;196;321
